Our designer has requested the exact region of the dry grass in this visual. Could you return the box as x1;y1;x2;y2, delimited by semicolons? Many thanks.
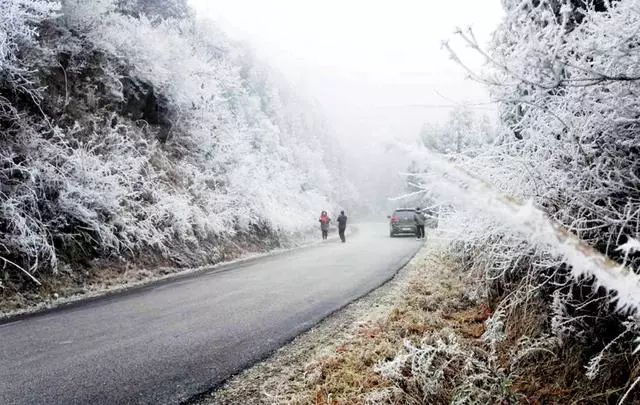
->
202;240;492;405
196;238;640;405
284;250;496;404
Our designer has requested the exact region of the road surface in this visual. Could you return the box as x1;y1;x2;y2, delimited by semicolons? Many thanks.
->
0;223;422;404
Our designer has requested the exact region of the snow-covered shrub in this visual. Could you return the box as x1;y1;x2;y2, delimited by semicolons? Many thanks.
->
86;12;347;232
59;0;116;30
0;0;60;105
403;0;640;400
376;332;518;404
0;0;60;72
0;1;350;287
459;0;640;349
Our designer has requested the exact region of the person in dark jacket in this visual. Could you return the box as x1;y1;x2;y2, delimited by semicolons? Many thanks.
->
414;207;426;240
336;211;348;243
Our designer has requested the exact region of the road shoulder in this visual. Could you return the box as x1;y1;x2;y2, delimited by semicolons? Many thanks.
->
0;229;340;322
192;236;484;404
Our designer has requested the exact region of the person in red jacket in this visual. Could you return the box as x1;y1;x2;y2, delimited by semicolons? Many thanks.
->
319;211;331;240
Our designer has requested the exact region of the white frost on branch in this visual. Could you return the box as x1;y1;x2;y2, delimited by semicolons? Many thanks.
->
406;150;640;313
617;239;640;256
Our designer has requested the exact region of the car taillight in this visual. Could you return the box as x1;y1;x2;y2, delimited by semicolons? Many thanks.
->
391;216;400;224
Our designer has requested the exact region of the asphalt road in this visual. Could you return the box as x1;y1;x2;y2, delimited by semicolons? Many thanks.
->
0;223;422;405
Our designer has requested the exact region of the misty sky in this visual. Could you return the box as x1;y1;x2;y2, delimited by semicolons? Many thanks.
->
190;0;503;146
189;1;504;207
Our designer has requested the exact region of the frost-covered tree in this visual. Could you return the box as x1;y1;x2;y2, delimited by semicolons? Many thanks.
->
420;106;493;155
0;0;351;289
398;107;494;210
402;0;640;401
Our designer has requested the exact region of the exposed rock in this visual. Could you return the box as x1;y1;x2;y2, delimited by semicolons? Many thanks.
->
121;77;174;143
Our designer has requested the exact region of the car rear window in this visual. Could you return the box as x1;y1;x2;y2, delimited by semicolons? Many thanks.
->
394;210;414;219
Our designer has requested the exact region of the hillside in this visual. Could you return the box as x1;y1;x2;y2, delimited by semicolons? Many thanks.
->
0;0;351;299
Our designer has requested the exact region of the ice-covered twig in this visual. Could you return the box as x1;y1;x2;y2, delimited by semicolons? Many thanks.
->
0;256;41;286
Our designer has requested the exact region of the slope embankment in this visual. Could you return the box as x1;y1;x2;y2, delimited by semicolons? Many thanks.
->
1;0;351;310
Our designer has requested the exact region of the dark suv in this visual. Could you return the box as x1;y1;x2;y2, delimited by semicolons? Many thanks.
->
388;209;417;237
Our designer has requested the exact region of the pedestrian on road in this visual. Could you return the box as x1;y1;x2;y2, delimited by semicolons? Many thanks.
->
337;211;348;243
319;211;331;240
414;207;426;240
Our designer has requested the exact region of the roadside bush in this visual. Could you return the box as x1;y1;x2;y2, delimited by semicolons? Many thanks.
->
376;332;519;404
400;0;640;402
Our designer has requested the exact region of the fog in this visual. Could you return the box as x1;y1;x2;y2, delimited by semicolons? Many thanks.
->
189;0;504;212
